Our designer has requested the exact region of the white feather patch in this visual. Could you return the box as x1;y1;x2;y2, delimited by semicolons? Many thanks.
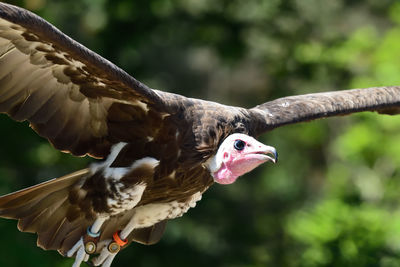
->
131;191;203;228
91;144;159;181
204;154;220;174
102;156;159;180
130;157;159;170
90;142;128;174
107;183;147;214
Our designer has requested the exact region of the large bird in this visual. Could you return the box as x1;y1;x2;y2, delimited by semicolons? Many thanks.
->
0;2;398;267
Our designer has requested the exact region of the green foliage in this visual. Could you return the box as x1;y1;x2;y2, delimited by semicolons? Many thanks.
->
1;0;400;266
287;199;400;267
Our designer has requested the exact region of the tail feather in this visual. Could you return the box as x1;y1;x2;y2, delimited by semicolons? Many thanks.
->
35;197;69;233
0;167;168;255
36;198;70;233
47;217;82;251
18;192;69;232
18;207;51;233
59;223;86;255
0;169;89;212
0;198;42;219
37;202;87;250
0;168;91;252
129;220;167;245
37;217;67;250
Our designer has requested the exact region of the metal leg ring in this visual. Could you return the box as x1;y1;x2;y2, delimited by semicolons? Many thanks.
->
85;241;97;254
108;242;121;254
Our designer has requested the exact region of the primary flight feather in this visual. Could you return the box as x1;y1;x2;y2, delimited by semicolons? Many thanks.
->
0;3;398;267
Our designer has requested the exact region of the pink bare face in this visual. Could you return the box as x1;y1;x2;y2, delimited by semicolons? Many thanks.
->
206;133;277;185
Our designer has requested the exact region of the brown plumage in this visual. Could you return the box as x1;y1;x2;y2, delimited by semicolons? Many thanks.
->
0;2;399;267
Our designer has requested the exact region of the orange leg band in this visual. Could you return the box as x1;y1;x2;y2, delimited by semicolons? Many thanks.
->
113;231;128;247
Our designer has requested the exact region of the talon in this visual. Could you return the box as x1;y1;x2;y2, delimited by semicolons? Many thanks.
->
68;238;87;267
67;218;108;266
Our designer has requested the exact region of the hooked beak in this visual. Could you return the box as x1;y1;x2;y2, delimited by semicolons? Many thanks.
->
257;145;278;163
244;144;278;164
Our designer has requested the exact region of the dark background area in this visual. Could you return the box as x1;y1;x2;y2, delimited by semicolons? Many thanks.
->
1;0;400;266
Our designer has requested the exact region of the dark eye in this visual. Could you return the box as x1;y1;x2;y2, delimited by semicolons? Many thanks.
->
234;139;246;151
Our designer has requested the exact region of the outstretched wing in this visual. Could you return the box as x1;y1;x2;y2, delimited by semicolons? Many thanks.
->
250;86;400;135
0;3;171;158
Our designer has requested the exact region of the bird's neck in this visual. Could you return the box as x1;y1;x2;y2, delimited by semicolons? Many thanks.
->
212;162;239;185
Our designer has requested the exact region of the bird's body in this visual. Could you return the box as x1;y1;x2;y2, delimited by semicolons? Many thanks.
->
0;2;399;267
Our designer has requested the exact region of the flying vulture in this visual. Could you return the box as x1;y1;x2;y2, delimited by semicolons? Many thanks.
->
0;2;399;267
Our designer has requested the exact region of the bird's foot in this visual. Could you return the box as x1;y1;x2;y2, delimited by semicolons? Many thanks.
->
67;237;89;267
67;226;101;267
91;231;128;267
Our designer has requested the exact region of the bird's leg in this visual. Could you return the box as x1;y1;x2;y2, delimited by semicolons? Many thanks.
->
91;216;138;267
67;217;108;267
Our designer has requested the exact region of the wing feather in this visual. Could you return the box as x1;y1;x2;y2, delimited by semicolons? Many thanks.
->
0;3;174;158
250;86;400;134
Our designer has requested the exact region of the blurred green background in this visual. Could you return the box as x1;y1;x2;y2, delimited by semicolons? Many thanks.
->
1;0;400;266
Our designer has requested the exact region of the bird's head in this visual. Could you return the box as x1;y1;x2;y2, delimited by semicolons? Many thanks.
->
205;133;277;185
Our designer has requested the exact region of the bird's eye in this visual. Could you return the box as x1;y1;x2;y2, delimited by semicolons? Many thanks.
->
234;139;246;151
